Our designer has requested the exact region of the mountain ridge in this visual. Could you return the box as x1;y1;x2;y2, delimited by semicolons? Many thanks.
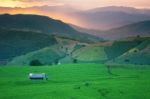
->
1;6;150;30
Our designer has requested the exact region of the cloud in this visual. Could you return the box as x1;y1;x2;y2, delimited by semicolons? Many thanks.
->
0;0;62;7
10;0;47;2
0;0;150;9
0;0;57;3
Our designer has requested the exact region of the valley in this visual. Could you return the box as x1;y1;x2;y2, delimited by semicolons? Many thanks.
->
0;12;150;99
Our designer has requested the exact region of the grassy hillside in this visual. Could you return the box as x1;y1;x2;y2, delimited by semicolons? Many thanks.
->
108;38;150;65
135;37;150;49
8;43;108;65
71;37;146;63
70;39;143;63
8;45;66;66
0;64;150;99
0;28;57;60
9;37;150;65
8;37;82;66
104;40;141;60
72;45;108;62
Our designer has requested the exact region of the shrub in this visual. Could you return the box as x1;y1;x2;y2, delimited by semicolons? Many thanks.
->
73;59;77;63
125;59;130;62
84;82;90;87
134;50;137;53
29;59;43;66
54;59;59;65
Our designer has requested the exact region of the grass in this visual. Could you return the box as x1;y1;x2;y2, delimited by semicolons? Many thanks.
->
0;64;150;99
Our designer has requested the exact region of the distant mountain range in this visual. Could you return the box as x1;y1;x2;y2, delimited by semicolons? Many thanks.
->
87;6;150;16
71;20;150;40
74;9;150;30
1;6;150;30
103;20;150;40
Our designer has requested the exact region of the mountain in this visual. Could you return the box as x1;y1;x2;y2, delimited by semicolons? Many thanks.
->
0;14;103;64
87;6;150;15
102;20;150;40
70;20;150;40
0;12;150;66
79;6;150;30
0;14;102;43
1;6;150;30
69;23;103;36
75;10;150;30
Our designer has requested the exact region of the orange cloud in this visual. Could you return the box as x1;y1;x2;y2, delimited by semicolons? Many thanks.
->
0;1;20;7
0;0;63;8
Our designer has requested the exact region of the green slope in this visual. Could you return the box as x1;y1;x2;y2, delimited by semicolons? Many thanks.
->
8;45;66;66
0;28;57;60
104;40;141;60
72;45;108;62
9;37;150;65
135;38;150;49
8;37;89;65
108;38;150;65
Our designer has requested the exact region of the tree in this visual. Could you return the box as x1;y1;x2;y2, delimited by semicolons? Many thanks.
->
73;59;77;63
125;59;130;62
54;59;59;65
29;59;43;66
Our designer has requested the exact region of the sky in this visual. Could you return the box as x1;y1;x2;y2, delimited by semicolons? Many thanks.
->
0;0;150;9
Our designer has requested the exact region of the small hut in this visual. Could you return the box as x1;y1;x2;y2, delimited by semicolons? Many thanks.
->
29;73;48;80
